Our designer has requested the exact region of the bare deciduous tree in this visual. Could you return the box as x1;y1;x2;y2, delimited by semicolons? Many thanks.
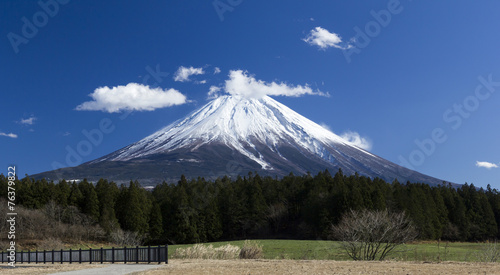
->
331;209;417;261
110;228;144;246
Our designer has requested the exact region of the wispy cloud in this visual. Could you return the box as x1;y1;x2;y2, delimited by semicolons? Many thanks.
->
214;67;221;74
320;123;332;131
75;83;188;113
340;131;372;151
222;70;328;99
0;132;18;138
19;116;37;125
173;66;205;82
476;161;499;169
303;27;351;50
208;86;222;99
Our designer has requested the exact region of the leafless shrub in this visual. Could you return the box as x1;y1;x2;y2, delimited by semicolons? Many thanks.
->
16;207;52;240
62;206;84;225
0;199;106;248
331;209;417;261
239;240;263;259
37;238;65;251
110;228;144;246
474;241;500;262
44;201;64;222
0;241;11;251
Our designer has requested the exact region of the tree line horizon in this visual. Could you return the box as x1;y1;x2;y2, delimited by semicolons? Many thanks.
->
1;169;499;245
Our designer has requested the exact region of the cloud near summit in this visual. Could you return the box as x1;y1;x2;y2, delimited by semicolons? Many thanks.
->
340;131;372;151
213;70;327;99
75;83;188;113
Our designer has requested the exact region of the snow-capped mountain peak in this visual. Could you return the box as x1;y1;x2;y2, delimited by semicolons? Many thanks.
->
96;95;370;169
35;95;449;186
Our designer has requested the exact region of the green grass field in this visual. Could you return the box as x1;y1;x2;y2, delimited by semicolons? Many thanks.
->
168;240;494;262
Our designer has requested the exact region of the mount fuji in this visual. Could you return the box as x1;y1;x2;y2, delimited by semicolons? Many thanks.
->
33;95;450;186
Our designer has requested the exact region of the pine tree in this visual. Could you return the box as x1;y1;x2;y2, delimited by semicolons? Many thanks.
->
68;182;83;207
56;180;70;206
148;202;164;242
172;184;199;243
78;180;100;222
115;181;151;235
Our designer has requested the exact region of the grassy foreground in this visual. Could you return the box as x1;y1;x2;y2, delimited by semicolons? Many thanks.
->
168;240;493;262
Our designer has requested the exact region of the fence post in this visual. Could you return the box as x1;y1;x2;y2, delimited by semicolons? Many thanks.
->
52;249;54;264
148;245;151;264
112;247;114;264
36;250;38;264
79;248;82;264
89;248;92;264
28;249;30;264
60;249;63;264
136;246;139;264
100;248;103;264
157;245;160;264
166;245;168;264
69;249;72;264
44;250;46;264
124;246;127;264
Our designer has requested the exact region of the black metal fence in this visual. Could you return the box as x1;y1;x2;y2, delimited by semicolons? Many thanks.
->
0;245;168;264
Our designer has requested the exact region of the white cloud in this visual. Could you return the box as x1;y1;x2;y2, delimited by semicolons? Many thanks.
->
173;66;205;82
214;67;221;74
0;132;18;138
320;123;332;131
476;161;499;169
223;70;328;99
340;131;372;151
75;83;188;113
303;27;351;50
19;116;37;125
208;86;222;99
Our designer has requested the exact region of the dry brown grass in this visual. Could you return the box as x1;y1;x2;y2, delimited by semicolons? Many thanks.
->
136;259;500;275
239;240;263;259
172;244;240;259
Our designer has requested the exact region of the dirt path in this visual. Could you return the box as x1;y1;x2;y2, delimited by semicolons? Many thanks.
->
2;260;500;274
138;259;500;275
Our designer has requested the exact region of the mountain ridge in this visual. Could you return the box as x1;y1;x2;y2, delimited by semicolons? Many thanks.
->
32;95;453;186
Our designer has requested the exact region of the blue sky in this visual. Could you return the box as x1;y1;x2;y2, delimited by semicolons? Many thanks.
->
1;0;499;188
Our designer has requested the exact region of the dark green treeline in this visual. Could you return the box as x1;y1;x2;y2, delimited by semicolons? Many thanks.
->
1;170;499;244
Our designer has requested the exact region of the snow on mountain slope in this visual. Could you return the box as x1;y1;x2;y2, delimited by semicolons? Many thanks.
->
94;95;374;168
34;95;451;186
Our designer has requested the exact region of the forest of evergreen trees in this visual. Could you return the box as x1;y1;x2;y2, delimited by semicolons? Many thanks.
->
1;170;499;245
